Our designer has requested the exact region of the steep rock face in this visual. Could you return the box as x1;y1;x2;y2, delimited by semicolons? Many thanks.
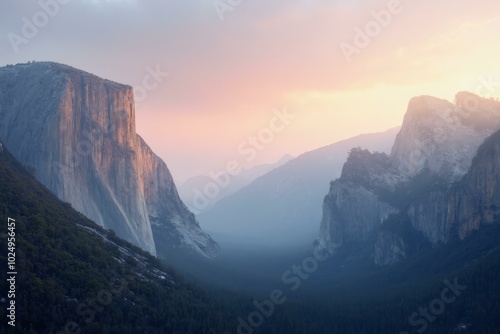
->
401;95;500;246
0;62;218;258
317;149;401;254
457;131;500;233
318;93;500;264
408;130;500;245
318;181;398;253
392;93;500;181
136;137;219;258
374;231;406;266
407;190;452;245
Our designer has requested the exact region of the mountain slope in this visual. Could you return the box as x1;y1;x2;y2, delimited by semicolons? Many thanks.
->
0;62;218;259
198;127;399;248
178;154;293;214
0;141;233;333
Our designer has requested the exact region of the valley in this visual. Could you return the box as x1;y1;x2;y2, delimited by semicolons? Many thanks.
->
1;2;500;331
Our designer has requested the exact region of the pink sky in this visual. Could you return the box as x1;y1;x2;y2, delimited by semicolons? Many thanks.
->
2;0;500;182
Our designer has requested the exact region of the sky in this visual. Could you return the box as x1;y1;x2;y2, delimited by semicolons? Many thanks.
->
1;0;500;183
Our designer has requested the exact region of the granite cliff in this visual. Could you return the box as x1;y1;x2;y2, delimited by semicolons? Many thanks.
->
318;93;500;265
0;62;218;258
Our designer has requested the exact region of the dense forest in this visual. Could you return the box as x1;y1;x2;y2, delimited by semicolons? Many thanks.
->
1;143;500;333
0;145;239;333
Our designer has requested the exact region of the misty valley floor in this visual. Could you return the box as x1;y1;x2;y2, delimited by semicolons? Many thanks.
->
163;224;500;334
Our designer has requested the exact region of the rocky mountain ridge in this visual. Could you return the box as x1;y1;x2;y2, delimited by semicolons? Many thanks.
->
317;93;500;265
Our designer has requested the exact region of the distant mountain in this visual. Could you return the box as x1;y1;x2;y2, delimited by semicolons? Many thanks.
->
0;62;218;259
0;140;235;333
317;93;500;265
198;127;400;248
178;154;294;214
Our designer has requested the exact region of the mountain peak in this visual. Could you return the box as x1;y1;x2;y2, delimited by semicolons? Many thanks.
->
392;92;500;179
407;94;453;114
